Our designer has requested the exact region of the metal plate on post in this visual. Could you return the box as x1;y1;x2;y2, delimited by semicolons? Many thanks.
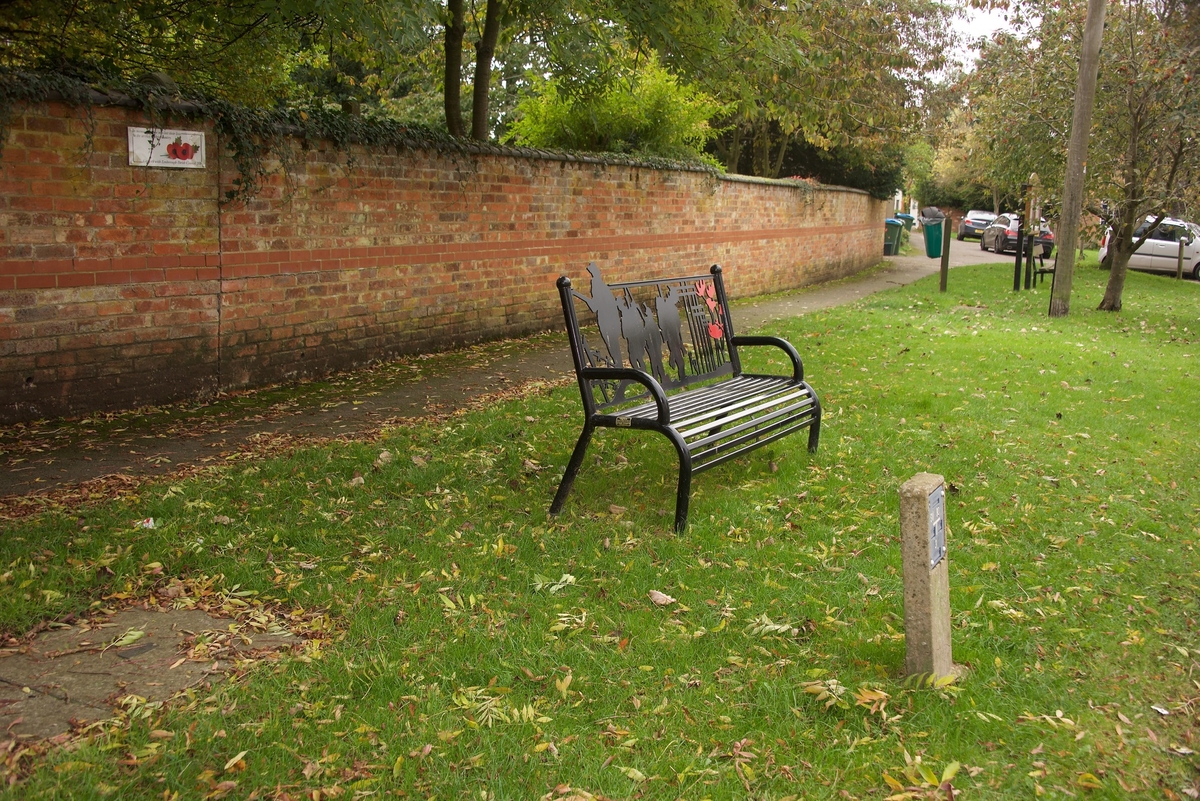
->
928;484;946;569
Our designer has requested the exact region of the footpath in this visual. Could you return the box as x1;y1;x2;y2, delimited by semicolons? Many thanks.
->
0;237;1001;515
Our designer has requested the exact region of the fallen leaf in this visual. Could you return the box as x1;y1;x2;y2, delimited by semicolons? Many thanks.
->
618;766;646;782
648;590;676;606
223;750;248;771
104;628;145;651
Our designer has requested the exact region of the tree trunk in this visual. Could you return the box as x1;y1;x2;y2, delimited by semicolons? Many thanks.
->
1049;0;1108;318
768;131;791;179
471;0;506;142
1098;206;1140;311
724;125;743;174
1099;246;1115;271
1098;251;1130;310
752;118;769;177
443;0;465;138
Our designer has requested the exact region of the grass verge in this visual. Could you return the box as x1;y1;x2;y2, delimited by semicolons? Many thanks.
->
2;261;1199;799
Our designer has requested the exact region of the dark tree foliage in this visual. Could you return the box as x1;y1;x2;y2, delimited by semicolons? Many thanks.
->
0;0;425;106
711;120;907;199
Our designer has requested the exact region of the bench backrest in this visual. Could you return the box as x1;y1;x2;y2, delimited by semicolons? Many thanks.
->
557;263;742;411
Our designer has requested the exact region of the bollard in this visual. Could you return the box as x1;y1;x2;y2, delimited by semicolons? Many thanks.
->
900;473;955;679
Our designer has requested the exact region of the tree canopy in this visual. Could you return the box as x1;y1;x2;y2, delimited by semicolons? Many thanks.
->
0;0;956;195
913;0;1199;311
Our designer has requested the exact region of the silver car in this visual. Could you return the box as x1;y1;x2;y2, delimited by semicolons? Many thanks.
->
1099;216;1200;279
957;209;997;240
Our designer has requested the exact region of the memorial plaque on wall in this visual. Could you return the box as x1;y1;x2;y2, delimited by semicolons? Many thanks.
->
128;127;206;169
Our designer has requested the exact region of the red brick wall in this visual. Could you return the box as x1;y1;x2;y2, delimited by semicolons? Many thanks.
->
1;102;886;423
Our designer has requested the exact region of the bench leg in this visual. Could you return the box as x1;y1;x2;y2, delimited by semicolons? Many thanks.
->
550;422;595;516
807;391;822;454
664;428;693;533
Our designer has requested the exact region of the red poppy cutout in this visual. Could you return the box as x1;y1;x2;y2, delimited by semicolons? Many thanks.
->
708;322;724;339
166;137;197;160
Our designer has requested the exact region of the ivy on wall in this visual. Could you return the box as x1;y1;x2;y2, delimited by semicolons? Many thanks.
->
0;70;720;206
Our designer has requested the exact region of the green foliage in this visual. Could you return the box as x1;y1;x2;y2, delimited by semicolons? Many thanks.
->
969;0;1199;226
910;109;1002;211
690;0;952;187
0;0;954;193
0;0;438;111
504;51;723;164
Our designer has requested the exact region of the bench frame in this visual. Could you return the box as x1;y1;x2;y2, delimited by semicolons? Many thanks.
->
550;263;821;531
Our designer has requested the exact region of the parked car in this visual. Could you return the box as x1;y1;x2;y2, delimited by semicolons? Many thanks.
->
957;209;996;240
980;214;1055;258
1098;216;1200;279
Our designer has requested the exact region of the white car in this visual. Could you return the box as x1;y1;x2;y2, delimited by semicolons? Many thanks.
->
1099;216;1200;279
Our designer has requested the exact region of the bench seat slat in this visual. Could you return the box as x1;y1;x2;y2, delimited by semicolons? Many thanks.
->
685;395;817;453
620;375;799;425
674;387;815;441
692;416;819;472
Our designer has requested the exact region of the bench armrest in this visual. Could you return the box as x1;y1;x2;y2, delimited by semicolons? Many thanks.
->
579;367;671;424
730;335;804;381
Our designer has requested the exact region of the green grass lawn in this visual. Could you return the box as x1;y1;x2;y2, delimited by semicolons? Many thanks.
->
3;261;1199;799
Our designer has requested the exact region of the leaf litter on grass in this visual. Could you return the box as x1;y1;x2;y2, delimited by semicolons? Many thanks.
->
3;264;1200;798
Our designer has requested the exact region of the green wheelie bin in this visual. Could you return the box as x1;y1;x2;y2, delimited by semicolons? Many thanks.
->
920;207;946;259
884;219;904;255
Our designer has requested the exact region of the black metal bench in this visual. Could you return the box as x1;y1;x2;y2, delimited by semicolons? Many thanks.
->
550;263;821;531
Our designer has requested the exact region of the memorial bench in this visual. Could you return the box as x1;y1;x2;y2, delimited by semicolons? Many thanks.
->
550;263;822;531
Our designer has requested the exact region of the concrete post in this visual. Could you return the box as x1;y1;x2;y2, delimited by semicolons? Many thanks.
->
900;472;954;679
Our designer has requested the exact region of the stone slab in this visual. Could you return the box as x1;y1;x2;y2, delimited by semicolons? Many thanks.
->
0;607;294;740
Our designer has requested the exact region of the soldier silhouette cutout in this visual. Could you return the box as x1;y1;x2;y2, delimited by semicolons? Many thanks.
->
617;290;652;374
656;283;687;381
574;263;624;367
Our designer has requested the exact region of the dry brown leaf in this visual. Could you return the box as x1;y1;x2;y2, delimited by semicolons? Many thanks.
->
648;590;676;606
